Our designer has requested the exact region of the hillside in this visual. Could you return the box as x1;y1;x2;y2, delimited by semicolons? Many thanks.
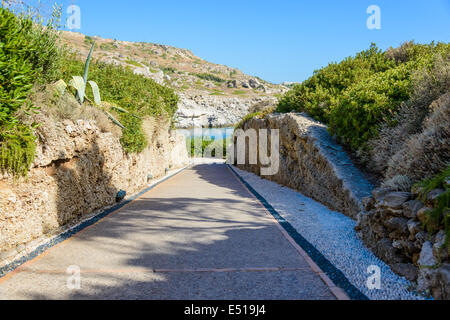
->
61;31;288;128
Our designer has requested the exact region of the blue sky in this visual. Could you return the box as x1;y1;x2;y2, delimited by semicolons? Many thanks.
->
55;0;450;83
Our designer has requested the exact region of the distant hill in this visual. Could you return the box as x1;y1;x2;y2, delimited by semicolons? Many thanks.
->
61;31;287;99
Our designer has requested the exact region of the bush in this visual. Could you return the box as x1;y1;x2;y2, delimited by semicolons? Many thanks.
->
329;64;412;150
368;53;450;175
0;6;64;176
275;41;450;180
0;123;36;177
191;72;225;83
60;54;179;153
277;44;394;123
385;92;450;182
414;166;450;247
188;136;228;159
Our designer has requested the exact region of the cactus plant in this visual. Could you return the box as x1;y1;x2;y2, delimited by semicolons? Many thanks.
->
55;42;128;129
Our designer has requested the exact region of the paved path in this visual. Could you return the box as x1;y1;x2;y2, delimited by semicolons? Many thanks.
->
0;164;337;300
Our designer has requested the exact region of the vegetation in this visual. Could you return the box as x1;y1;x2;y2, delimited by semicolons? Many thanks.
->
125;58;144;68
275;41;450;181
191;72;225;83
0;6;64;176
56;42;129;130
60;53;178;153
187;136;229;159
235;105;276;129
414;166;450;248
161;66;176;74
84;35;94;46
0;6;179;175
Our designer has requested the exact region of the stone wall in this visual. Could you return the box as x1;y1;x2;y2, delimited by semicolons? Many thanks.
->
356;188;449;299
233;113;373;218
231;112;449;299
0;117;188;261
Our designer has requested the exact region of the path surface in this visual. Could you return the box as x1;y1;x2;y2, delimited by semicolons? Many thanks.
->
0;164;337;300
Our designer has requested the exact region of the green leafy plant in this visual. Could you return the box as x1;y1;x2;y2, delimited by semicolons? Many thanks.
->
0;6;63;176
187;136;229;159
191;72;225;83
60;50;178;153
414;166;450;248
56;42;127;129
275;41;450;158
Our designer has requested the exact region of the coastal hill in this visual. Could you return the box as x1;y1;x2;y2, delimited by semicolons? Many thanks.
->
61;31;288;128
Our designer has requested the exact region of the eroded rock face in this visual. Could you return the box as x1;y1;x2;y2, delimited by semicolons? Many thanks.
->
0;118;189;258
232;113;373;218
175;94;277;128
432;264;450;300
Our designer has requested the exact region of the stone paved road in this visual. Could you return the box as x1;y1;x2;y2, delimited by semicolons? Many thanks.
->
0;164;337;300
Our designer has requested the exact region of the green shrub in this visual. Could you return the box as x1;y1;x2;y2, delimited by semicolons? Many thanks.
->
191;72;225;83
187;136;228;159
414;166;450;248
0;123;36;177
0;6;64;176
125;59;143;68
329;64;412;150
277;44;394;123
276;41;450;159
60;54;178;153
119;113;147;153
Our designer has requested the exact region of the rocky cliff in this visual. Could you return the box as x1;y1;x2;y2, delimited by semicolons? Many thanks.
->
176;94;277;128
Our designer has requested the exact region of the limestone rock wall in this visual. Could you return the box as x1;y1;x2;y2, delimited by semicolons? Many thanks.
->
0;118;188;260
176;94;277;128
356;188;449;299
233;113;373;218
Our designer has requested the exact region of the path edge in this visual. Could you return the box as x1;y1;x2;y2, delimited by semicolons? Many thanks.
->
0;166;189;281
227;164;369;301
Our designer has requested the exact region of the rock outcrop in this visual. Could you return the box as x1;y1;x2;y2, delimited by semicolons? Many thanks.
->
356;187;449;299
176;94;277;128
0;117;188;262
232;113;373;218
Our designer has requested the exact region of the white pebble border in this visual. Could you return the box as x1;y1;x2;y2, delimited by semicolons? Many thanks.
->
232;166;425;300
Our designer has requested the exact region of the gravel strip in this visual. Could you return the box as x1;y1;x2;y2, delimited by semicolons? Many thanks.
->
231;166;425;300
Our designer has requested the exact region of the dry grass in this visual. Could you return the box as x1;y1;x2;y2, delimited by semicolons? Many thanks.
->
367;53;450;181
26;86;122;137
381;175;412;192
385;92;450;182
385;41;415;64
248;100;276;114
